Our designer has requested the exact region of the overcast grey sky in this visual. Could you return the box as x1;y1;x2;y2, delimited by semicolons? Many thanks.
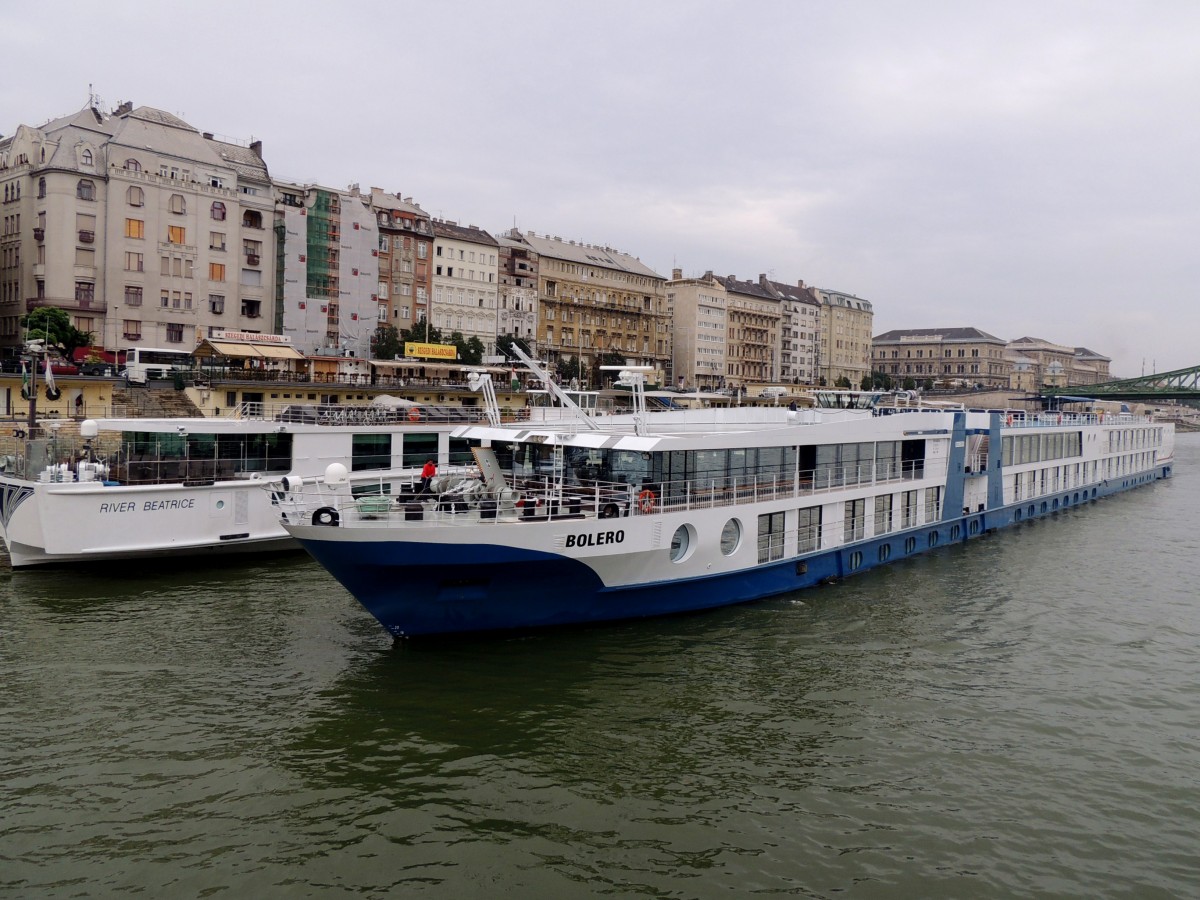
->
3;0;1196;377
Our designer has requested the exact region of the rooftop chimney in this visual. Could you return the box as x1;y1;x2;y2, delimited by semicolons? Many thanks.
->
250;139;263;159
672;268;682;280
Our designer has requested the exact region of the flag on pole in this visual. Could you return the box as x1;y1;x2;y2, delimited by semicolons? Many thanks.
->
21;360;29;398
43;356;57;394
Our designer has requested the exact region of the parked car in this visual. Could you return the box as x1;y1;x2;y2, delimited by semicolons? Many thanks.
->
49;362;79;375
758;386;788;399
80;362;116;376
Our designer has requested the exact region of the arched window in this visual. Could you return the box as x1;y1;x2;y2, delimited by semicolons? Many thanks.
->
124;158;141;172
127;185;144;207
169;193;186;214
242;210;262;229
81;148;93;165
76;179;96;201
211;201;226;221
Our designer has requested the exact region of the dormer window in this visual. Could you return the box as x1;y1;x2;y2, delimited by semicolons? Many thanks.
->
124;158;141;172
81;148;93;166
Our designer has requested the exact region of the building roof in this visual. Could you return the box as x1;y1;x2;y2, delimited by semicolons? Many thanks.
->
433;220;498;247
873;327;1006;343
719;275;777;301
519;232;661;279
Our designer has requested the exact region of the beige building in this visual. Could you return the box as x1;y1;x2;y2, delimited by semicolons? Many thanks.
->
370;189;433;335
814;289;873;387
666;269;728;391
0;99;275;355
872;327;1011;388
718;275;782;388
517;233;669;383
1006;336;1112;390
430;220;499;350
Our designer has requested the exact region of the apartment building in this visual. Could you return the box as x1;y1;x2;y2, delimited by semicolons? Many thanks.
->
718;275;782;388
872;327;1011;388
814;288;873;387
760;277;821;385
666;269;728;391
430;220;499;351
495;229;539;353
275;182;379;359
0;99;276;353
369;188;432;334
517;233;669;380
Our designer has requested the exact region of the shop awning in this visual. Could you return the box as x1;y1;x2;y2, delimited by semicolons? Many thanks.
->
193;339;305;360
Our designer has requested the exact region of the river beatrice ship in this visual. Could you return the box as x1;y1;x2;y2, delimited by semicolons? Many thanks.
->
276;356;1176;638
0;399;482;567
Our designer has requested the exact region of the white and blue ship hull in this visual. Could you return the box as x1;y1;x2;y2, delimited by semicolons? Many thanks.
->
284;406;1175;638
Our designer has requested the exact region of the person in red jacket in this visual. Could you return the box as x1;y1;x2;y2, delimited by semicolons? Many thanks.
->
419;458;437;494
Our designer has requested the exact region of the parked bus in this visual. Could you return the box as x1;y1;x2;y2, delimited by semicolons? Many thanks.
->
121;347;194;385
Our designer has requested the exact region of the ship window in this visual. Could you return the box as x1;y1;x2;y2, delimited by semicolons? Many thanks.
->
352;433;392;471
796;506;821;554
950;524;962;540
928;530;940;548
670;525;694;563
720;519;741;555
757;511;785;563
904;536;916;554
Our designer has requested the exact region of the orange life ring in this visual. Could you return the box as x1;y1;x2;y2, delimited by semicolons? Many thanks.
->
638;489;657;514
408;407;421;422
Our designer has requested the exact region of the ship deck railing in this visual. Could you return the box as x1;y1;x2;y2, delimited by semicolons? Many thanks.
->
279;459;932;529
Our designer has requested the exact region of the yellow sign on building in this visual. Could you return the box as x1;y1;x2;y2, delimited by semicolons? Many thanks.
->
404;342;458;361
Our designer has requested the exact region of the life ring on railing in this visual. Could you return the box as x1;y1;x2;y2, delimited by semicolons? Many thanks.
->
408;407;421;422
45;386;62;401
1006;414;1013;426
638;489;657;514
312;506;340;526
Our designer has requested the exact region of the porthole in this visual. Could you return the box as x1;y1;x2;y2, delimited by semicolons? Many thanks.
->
950;524;961;540
878;543;892;562
849;551;863;570
670;525;694;563
904;537;916;554
1015;509;1022;522
969;520;980;535
720;519;741;556
929;531;940;547
215;500;225;510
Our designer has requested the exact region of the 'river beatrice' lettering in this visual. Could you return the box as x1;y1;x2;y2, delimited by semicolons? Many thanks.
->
99;499;197;513
564;530;624;549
